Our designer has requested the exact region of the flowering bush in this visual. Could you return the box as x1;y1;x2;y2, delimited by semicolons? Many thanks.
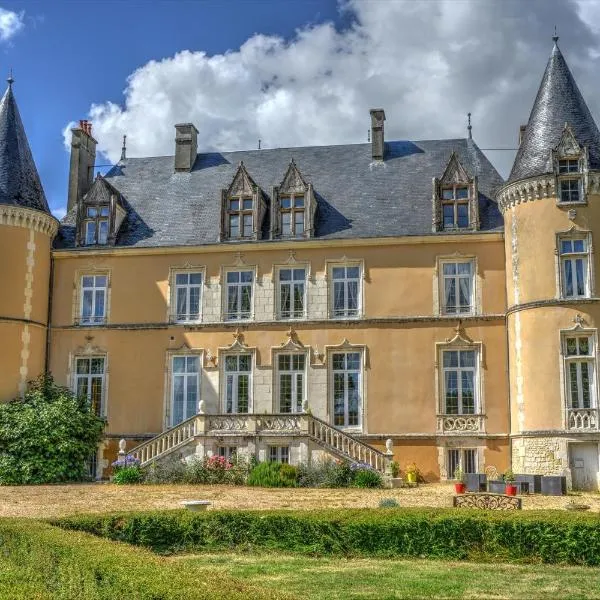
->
183;453;250;485
111;454;142;485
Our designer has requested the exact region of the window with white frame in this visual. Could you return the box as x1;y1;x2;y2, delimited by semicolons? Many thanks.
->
559;237;590;298
224;354;252;413
441;349;477;415
84;206;109;246
80;274;107;325
74;356;105;416
171;356;200;426
442;185;469;229
278;268;306;319
564;335;596;410
227;197;253;239
332;351;361;427
331;265;360;318
558;159;583;203
225;270;253;320
441;261;474;315
174;272;202;322
277;354;305;413
280;194;305;238
447;448;477;479
268;445;290;463
217;446;237;459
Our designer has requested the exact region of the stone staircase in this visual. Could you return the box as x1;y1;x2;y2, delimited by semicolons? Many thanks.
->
129;412;392;474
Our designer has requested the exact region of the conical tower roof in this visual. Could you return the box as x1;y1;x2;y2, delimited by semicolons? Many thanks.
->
509;40;600;182
0;81;49;213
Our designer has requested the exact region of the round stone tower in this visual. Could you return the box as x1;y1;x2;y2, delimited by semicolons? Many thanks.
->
498;38;600;490
0;78;57;401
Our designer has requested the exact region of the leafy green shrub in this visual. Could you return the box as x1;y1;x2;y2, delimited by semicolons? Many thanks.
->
296;458;354;488
54;508;600;566
379;498;399;508
0;376;105;484
113;466;143;485
247;462;297;487
353;468;382;489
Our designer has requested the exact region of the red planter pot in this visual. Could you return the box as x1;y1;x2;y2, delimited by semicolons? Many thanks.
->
505;484;517;496
454;482;466;494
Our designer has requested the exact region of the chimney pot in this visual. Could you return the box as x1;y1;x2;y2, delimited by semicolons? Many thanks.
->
369;108;386;161
174;123;199;172
519;124;527;146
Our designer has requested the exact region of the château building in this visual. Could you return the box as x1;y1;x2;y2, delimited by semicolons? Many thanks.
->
1;38;600;490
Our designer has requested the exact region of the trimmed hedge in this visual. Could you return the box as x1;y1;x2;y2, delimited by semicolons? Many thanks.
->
0;518;287;599
53;508;600;565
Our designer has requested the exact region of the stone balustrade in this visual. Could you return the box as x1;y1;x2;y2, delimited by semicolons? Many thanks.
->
567;408;598;431
436;414;485;434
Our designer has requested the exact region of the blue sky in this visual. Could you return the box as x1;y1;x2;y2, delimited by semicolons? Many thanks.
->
3;0;600;218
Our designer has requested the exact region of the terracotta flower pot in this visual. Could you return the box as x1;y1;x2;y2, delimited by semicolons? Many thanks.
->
454;482;466;494
505;484;517;496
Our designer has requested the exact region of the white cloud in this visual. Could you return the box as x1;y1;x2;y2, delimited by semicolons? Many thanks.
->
0;8;24;42
51;207;66;220
66;0;600;180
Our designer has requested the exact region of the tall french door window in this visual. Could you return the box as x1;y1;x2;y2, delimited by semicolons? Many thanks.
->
225;354;251;413
74;357;105;416
442;349;477;415
80;275;107;325
441;261;473;314
560;238;589;298
447;448;477;479
171;356;199;426
331;266;360;318
332;352;361;427
278;354;305;413
226;271;253;320
174;272;202;322
279;268;305;319
565;336;595;409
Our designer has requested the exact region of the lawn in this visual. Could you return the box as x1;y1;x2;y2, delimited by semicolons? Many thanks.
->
177;552;600;600
1;482;599;518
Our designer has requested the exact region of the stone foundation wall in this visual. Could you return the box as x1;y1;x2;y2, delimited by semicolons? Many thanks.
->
511;436;567;475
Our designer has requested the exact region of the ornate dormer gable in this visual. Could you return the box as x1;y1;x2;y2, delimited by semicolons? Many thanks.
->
552;124;589;205
432;152;479;232
220;162;266;241
270;160;317;239
75;175;126;247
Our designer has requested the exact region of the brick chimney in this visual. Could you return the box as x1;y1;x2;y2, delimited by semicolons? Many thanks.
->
67;120;97;213
174;123;198;172
369;109;386;161
519;124;527;146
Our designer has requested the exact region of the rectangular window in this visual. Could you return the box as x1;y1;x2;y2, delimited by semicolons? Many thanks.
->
442;349;477;415
268;446;290;463
224;354;251;413
80;275;107;325
441;261;473;314
278;354;305;413
98;220;109;244
560;179;581;203
225;270;253;320
564;336;595;409
74;357;105;416
332;351;361;427
174;272;202;322
227;197;253;238
85;221;96;245
331;265;360;318
279;268;305;319
560;238;589;298
280;194;305;238
171;355;199;426
217;446;237;459
559;159;579;174
84;207;110;246
442;186;469;230
447;448;477;479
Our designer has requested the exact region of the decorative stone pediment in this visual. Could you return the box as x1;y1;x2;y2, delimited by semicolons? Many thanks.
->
74;336;106;356
280;327;304;350
227;162;256;197
222;328;249;352
554;124;582;158
279;160;308;195
440;152;473;185
444;322;473;345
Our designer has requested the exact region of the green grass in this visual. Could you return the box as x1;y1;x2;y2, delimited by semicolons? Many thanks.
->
177;552;600;600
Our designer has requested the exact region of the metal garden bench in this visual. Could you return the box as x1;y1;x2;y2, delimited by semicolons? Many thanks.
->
453;493;522;510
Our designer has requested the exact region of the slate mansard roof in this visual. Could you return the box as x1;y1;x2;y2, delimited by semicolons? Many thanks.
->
56;137;504;249
0;84;49;214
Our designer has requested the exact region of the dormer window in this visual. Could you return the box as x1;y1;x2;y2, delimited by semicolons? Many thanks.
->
280;194;305;237
228;197;253;238
557;159;582;203
84;206;110;245
553;125;587;206
442;185;469;230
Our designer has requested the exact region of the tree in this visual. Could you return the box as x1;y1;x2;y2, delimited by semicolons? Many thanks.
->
0;375;105;484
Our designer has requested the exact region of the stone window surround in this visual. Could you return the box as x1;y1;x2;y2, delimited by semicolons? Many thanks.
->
325;258;365;320
217;336;256;415
220;264;258;322
434;253;481;317
272;261;311;321
67;341;109;419
166;264;206;324
554;228;594;300
557;323;598;430
72;266;111;326
434;326;485;427
270;335;310;414
552;127;589;207
437;442;485;480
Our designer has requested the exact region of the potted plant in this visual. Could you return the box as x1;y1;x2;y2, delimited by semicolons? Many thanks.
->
405;463;419;484
390;460;400;478
503;468;517;496
453;467;466;494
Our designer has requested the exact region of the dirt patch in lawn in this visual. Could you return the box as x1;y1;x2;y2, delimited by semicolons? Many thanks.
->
1;482;599;519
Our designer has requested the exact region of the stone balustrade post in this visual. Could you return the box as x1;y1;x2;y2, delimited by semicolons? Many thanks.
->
195;414;207;434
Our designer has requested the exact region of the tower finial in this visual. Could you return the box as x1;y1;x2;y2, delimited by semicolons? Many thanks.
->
552;25;559;45
6;68;13;88
467;112;472;139
120;134;127;161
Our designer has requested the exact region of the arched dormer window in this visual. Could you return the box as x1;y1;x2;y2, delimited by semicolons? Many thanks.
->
220;162;266;241
553;125;588;205
432;152;479;232
270;160;317;239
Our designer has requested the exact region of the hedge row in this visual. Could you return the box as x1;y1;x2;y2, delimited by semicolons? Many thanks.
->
0;518;287;600
53;508;600;565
